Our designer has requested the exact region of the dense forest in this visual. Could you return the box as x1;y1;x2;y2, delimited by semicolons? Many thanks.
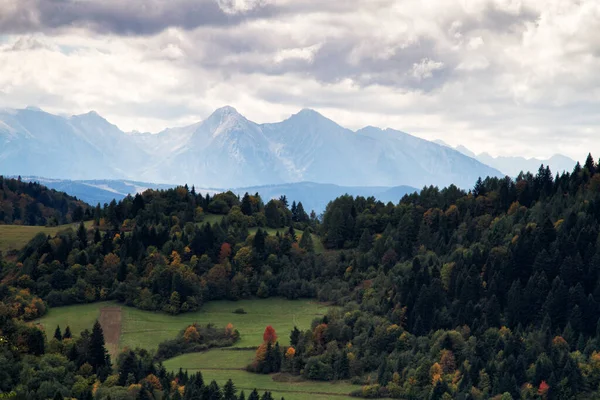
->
4;155;600;398
0;176;89;226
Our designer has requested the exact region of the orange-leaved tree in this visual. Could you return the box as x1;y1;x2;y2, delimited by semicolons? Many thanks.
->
263;325;277;343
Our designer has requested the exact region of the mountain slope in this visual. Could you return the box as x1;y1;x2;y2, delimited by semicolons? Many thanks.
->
444;142;577;176
0;175;89;225
0;106;503;188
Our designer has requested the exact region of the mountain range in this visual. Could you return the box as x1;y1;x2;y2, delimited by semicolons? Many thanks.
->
0;106;503;189
434;140;577;177
17;177;417;214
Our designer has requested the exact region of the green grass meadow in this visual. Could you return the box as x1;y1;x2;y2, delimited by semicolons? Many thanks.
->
36;298;364;399
0;221;94;252
37;298;328;351
163;350;358;400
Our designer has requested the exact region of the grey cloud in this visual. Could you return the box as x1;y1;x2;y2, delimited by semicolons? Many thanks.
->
0;0;278;35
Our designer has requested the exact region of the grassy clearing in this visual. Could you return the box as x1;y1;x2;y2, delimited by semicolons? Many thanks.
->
201;213;224;226
164;349;255;370
35;301;110;338
162;365;359;400
121;298;328;351
0;221;94;252
37;299;359;399
37;298;328;352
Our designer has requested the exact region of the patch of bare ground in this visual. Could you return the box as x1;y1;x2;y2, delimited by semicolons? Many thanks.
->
99;306;122;359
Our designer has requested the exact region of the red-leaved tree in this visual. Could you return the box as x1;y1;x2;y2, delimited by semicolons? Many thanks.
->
263;325;277;344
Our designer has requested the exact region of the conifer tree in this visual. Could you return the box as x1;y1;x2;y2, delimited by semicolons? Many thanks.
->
223;379;237;400
53;325;62;341
290;327;300;347
89;320;110;372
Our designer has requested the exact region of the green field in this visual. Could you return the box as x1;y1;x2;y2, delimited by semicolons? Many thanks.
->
201;213;225;226
37;298;329;351
37;298;361;399
0;221;94;252
163;350;359;400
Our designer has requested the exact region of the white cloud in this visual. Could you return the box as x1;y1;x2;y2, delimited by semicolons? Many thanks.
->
0;0;599;160
411;58;445;80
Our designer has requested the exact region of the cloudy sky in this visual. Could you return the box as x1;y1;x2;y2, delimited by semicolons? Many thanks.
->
0;0;599;159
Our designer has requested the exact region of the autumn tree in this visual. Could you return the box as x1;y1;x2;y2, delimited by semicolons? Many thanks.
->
263;326;277;344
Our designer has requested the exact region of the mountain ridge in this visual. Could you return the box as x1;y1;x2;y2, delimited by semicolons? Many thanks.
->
436;142;577;177
0;106;503;188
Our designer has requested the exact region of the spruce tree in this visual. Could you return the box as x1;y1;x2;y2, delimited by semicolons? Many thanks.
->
53;392;63;400
248;390;259;400
77;221;88;248
89;320;110;372
53;325;62;341
290;327;300;347
118;351;137;385
241;193;253;216
63;326;72;339
223;379;237;400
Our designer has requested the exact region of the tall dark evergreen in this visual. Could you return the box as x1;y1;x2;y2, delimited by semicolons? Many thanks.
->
53;325;62;341
89;320;110;372
63;326;72;339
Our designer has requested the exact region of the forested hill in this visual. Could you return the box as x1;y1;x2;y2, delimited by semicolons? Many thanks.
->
0;176;90;225
4;156;600;398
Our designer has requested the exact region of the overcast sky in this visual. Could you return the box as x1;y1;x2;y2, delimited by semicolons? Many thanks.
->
0;0;598;159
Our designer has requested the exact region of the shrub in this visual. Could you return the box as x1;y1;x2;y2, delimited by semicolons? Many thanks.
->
233;308;247;314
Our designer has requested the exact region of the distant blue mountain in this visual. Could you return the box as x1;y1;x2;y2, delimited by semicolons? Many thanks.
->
232;182;419;214
18;177;418;214
1;106;502;189
18;177;176;205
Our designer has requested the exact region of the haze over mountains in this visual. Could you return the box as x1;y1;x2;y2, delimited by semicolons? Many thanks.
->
17;177;417;214
434;140;576;177
1;106;502;189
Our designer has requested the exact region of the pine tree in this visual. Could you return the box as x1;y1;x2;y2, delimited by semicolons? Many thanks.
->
287;225;296;242
53;392;64;400
93;228;102;244
273;342;282;372
253;229;266;257
89;320;110;372
290;327;300;347
296;202;308;223
77;221;88;249
53;325;62;341
248;390;259;400
241;193;253;216
63;326;72;339
223;379;237;400
118;351;137;385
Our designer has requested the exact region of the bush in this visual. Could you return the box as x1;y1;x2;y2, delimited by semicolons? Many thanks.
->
303;357;333;381
233;308;247;314
154;323;240;361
